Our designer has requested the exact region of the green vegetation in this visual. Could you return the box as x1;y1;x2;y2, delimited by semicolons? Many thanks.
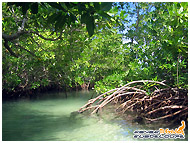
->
2;2;188;98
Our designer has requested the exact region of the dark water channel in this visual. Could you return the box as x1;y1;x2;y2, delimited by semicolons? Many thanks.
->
2;90;188;141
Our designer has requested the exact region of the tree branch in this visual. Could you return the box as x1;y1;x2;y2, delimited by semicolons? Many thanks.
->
2;30;63;57
14;43;37;57
3;40;18;57
2;30;63;42
30;31;62;41
2;31;28;41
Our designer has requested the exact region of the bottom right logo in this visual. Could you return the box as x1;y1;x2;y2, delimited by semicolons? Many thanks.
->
159;120;185;136
133;120;186;139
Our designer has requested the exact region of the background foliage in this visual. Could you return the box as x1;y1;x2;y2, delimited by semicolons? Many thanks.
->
2;2;188;96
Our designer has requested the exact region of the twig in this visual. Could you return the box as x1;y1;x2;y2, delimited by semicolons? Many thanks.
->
14;43;38;57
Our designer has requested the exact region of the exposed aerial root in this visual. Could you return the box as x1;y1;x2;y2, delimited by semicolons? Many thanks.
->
78;80;188;122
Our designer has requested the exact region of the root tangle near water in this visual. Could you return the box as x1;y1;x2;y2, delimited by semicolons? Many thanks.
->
78;80;188;123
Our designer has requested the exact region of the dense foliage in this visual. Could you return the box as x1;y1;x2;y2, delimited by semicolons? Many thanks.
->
2;2;188;97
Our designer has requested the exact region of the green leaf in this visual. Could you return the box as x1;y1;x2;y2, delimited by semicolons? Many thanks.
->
98;11;111;20
86;15;95;37
47;12;62;24
48;2;65;11
181;2;188;9
61;3;68;10
78;3;86;14
100;2;112;11
94;2;100;11
110;6;118;14
81;12;89;24
120;10;125;17
40;2;47;9
55;15;66;30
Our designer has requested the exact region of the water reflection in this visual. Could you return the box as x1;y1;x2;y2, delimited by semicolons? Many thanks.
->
2;91;188;141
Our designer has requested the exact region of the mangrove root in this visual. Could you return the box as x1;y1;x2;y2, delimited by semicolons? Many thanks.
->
78;80;188;122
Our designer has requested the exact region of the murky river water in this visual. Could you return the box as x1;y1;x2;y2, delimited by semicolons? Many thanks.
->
2;90;188;141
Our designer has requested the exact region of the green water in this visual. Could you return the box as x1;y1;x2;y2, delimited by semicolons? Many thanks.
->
2;91;188;141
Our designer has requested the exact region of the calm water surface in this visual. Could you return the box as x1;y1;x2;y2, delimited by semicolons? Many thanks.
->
2;90;188;141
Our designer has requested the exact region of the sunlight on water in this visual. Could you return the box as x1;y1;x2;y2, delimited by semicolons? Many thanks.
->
2;91;188;141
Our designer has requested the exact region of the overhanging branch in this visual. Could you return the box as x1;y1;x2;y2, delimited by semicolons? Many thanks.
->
2;31;28;41
2;30;63;42
2;30;63;57
3;40;18;57
14;43;38;57
30;31;62;41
